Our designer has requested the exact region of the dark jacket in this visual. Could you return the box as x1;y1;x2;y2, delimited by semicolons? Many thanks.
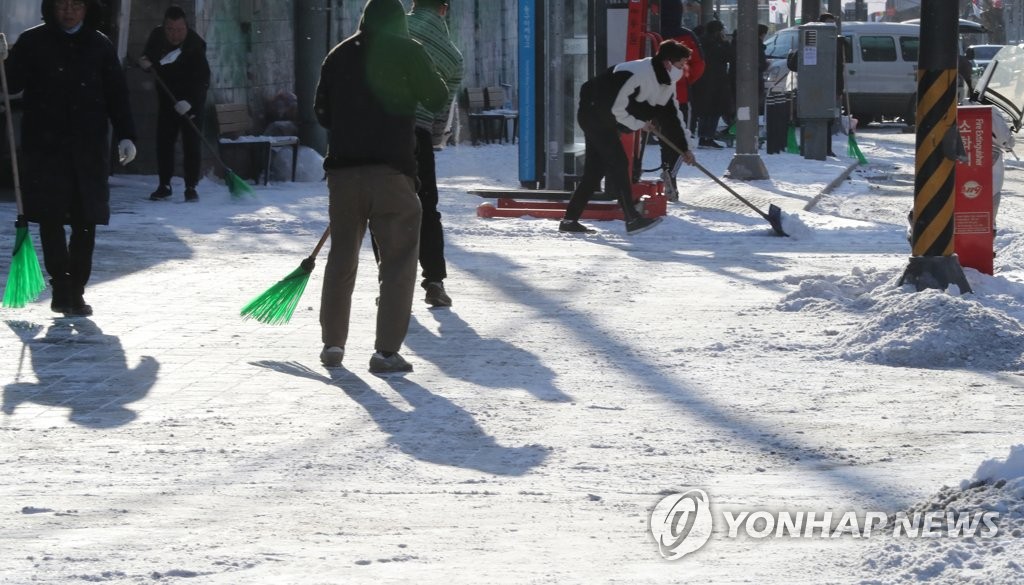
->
691;27;734;117
5;7;136;225
314;0;448;178
142;26;210;110
578;58;690;151
660;0;705;105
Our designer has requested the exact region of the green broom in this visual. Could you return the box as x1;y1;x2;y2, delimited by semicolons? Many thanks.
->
145;62;253;198
241;224;330;324
840;44;868;165
1;37;46;309
785;92;800;154
844;93;868;164
786;125;800;154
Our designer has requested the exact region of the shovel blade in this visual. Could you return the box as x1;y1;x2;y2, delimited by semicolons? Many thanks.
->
767;204;789;237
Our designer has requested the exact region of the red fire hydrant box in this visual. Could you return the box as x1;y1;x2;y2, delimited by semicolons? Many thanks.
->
955;106;994;275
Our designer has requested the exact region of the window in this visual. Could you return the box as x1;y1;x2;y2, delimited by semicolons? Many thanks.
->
899;36;920;62
841;36;853;63
765;30;798;59
860;35;897;62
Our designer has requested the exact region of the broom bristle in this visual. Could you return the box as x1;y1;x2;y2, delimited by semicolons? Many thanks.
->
2;227;46;309
240;263;313;325
847;134;868;164
226;170;254;199
786;126;800;154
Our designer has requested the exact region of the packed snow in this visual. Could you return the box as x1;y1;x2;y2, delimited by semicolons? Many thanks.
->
1;125;1023;583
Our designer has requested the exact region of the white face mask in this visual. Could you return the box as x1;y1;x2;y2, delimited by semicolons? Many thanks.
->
669;64;684;83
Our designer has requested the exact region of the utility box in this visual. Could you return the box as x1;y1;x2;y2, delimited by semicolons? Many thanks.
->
954;105;995;275
796;23;838;160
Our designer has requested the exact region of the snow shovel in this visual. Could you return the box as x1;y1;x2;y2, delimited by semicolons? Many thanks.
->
652;128;789;237
138;57;253;198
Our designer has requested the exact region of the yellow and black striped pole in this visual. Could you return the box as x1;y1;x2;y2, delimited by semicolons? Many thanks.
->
899;0;972;294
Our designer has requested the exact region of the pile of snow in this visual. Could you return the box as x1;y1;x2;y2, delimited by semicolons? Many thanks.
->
969;445;1024;486
860;446;1024;585
270;145;325;183
778;266;1024;371
778;210;814;239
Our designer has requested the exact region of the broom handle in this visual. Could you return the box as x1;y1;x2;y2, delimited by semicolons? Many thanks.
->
142;59;233;172
309;224;331;259
840;42;853;136
0;46;25;217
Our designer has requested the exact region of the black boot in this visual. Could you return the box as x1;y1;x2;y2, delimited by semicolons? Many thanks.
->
70;283;93;317
49;277;73;314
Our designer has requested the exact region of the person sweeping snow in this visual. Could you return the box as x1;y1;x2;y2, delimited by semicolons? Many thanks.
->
1;0;137;316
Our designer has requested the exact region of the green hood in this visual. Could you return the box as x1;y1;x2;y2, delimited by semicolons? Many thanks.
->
358;0;409;38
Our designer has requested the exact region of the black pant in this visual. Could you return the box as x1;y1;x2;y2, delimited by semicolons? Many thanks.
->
564;122;638;223
414;127;446;284
39;223;95;288
370;128;447;285
156;105;202;188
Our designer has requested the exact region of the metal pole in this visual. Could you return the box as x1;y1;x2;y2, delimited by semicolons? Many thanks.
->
295;0;329;155
899;0;971;293
828;0;841;18
544;0;566;190
726;0;769;180
800;0;819;24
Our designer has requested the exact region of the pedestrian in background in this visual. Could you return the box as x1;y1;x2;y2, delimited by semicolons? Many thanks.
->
407;0;464;307
691;20;733;149
659;0;705;201
1;0;137;316
314;0;448;373
140;5;210;202
559;40;696;235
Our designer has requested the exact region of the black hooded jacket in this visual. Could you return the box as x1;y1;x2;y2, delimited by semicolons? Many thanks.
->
4;0;136;225
142;26;210;110
314;0;448;178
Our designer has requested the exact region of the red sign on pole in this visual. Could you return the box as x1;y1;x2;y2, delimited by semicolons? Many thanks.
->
955;105;994;275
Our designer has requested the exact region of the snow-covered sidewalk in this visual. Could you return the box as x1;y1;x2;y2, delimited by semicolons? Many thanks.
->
1;129;1023;584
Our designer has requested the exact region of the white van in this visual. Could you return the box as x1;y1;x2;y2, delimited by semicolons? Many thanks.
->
764;22;921;124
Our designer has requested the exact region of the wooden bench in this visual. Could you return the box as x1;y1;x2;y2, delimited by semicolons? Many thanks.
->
485;86;518;144
215;103;298;184
466;87;514;145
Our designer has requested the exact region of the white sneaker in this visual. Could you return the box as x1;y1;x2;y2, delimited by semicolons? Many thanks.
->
320;346;344;367
369;352;413;374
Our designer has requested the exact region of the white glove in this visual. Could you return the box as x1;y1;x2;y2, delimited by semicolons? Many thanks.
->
138;55;152;71
174;100;191;116
117;139;136;165
160;48;182;66
0;33;8;61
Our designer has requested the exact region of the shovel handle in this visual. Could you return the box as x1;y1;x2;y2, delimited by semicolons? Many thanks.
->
651;128;772;222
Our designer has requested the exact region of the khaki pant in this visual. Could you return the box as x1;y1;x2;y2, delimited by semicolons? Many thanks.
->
320;165;421;353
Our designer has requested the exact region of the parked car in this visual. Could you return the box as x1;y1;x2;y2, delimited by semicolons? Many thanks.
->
967;44;1006;81
764;22;920;124
765;20;987;126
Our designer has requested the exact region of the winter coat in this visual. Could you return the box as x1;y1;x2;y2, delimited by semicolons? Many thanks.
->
314;0;448;179
660;0;705;106
407;6;464;132
5;17;136;225
142;26;210;112
577;57;690;151
691;31;733;118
